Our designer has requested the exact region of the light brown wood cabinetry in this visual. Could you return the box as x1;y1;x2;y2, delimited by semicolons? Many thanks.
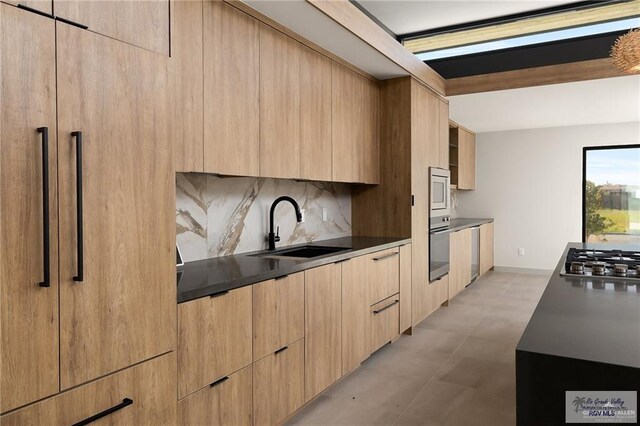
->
449;229;472;299
450;126;476;190
1;352;177;425
178;365;253;426
371;295;400;353
438;99;450;169
0;4;58;412
253;338;305;426
253;273;305;361
341;258;371;374
300;45;332;181
304;264;342;401
54;0;170;55
178;286;253;399
399;244;413;333
56;23;175;389
203;0;260;176
171;0;204;172
428;274;449;313
480;222;495;275
259;24;301;179
331;61;380;184
3;0;51;13
368;248;401;305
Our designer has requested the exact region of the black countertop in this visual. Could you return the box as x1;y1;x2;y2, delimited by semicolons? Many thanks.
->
177;236;411;304
446;218;493;233
517;242;640;369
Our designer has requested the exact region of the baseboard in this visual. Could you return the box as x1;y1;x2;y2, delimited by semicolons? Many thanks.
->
492;266;554;275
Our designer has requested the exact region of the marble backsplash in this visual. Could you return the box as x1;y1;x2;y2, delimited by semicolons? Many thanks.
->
176;173;352;262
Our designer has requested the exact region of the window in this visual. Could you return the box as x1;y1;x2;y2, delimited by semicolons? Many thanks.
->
582;145;640;243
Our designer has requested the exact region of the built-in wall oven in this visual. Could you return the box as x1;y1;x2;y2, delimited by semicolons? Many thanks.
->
429;168;451;282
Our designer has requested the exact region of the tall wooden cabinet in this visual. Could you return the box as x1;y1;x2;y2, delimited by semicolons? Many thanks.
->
0;4;58;412
1;4;175;413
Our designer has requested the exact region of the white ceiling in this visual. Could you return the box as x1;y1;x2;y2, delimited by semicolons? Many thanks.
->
244;0;408;79
449;76;640;133
356;0;579;36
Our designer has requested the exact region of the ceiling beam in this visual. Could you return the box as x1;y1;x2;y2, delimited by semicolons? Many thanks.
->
404;0;640;54
307;0;446;95
446;58;630;96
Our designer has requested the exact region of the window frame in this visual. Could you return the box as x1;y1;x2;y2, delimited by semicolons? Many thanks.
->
582;144;640;242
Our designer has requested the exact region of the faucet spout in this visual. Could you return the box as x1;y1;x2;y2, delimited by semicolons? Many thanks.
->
268;196;302;251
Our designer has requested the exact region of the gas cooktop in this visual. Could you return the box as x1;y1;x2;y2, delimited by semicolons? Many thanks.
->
561;248;640;281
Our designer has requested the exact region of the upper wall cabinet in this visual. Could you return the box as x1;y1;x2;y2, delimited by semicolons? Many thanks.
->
54;0;170;55
437;99;450;170
300;45;332;182
331;62;380;184
449;125;476;190
259;24;301;179
203;0;260;177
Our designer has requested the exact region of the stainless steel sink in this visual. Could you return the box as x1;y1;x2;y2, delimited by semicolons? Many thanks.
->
253;245;350;259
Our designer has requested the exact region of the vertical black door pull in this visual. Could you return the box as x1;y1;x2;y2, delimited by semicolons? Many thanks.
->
72;131;84;282
71;398;133;426
38;127;50;288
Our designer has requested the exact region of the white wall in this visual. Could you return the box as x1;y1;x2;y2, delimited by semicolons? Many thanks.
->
456;122;640;271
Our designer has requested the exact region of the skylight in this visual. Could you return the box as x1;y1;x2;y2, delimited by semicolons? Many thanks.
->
416;17;640;61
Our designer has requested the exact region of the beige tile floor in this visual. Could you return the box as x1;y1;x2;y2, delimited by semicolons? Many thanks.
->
286;271;550;426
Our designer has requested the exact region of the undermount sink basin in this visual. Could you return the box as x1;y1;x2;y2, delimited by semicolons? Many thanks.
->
255;245;350;259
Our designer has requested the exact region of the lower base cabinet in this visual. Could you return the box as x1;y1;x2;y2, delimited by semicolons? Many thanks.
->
178;365;253;426
1;352;176;425
253;338;305;425
371;294;400;353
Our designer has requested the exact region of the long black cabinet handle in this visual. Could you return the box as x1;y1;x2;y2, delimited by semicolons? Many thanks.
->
38;127;50;288
373;300;399;314
274;346;289;355
373;252;399;262
71;398;133;426
17;4;54;19
72;131;84;282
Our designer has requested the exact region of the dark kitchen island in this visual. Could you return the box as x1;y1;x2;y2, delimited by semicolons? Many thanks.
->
516;242;640;425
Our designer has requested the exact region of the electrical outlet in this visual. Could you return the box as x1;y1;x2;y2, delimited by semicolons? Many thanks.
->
518;248;525;256
300;209;306;223
322;208;328;222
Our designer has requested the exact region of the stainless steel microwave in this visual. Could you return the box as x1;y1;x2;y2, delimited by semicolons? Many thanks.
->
429;167;451;230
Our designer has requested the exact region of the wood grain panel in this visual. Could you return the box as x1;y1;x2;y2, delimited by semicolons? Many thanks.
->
57;23;175;389
300;44;332;181
54;0;170;55
304;264;342;401
178;286;253;399
1;353;177;425
331;61;361;183
341;258;371;374
438;99;450;169
359;77;381;184
3;0;51;13
170;0;203;172
0;4;58;412
178;365;252;426
259;23;301;179
428;274;448;314
308;0;445;95
203;0;259;176
352;77;412;239
450;229;472;299
399;244;412;333
445;58;628;96
253;338;304;426
253;273;305;361
480;222;495;275
368;248;400;306
458;129;476;190
371;295;400;354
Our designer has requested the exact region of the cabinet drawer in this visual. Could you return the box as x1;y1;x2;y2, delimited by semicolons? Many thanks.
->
253;273;304;361
371;295;400;354
1;352;176;425
178;286;252;399
253;338;305;425
178;365;252;426
367;248;400;305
